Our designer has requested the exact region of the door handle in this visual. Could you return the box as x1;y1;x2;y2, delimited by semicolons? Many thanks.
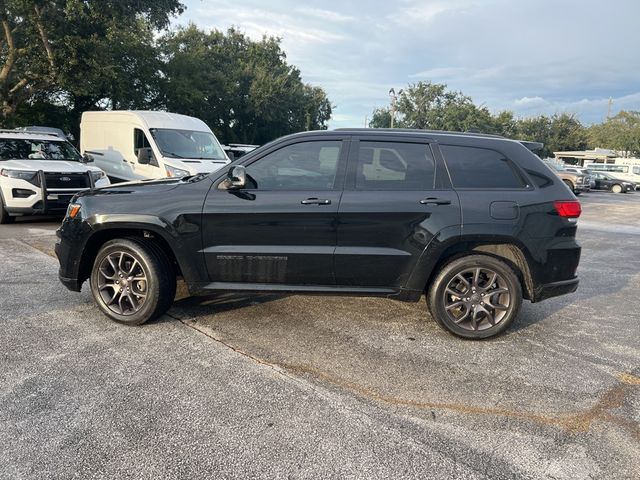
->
419;197;451;205
301;198;331;205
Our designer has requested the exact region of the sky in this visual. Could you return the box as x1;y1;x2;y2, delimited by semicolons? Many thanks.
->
178;0;640;128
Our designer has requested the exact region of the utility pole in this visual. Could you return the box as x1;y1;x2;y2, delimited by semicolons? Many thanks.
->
389;89;396;128
389;88;402;128
607;97;613;119
364;115;368;128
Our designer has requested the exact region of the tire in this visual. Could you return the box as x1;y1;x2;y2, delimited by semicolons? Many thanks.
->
611;184;623;194
562;179;574;192
0;196;15;224
427;254;522;339
90;238;176;325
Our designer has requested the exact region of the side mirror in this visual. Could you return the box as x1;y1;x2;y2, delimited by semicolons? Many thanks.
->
137;147;153;165
82;153;94;163
222;165;247;189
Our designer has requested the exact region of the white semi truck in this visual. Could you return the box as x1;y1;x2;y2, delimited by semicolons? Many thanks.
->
80;111;230;182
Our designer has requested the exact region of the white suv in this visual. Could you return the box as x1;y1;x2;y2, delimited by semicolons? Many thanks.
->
0;129;110;224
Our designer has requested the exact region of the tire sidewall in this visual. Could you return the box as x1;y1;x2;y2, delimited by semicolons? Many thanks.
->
90;239;163;325
428;255;522;339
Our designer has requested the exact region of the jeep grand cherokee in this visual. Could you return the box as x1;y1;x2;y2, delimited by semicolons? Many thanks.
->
56;129;581;339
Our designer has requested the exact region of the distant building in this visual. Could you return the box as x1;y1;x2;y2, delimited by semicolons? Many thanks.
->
553;148;617;166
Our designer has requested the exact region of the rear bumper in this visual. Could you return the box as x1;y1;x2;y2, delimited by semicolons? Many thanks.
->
532;277;579;302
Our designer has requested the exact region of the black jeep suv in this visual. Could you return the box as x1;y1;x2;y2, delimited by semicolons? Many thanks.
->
56;129;581;339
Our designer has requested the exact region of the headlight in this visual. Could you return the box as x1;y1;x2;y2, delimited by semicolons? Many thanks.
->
90;170;106;182
0;169;39;185
165;165;189;178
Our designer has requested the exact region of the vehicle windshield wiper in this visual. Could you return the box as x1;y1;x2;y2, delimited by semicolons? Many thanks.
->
161;151;186;158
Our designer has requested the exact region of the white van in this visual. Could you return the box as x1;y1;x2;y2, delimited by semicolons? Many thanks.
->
80;111;230;182
584;161;640;189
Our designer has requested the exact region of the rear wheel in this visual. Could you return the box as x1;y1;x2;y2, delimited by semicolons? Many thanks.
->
0;196;15;224
562;179;574;192
427;255;522;339
611;184;623;194
90;238;176;325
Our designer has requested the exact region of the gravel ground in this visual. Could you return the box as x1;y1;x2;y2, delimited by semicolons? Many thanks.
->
0;190;638;479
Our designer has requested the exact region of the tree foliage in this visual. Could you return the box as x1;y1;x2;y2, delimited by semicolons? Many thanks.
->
158;25;332;145
0;0;183;136
0;3;331;145
369;81;598;157
587;111;640;156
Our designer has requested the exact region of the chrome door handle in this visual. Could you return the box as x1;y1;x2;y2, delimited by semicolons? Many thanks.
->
301;198;331;205
420;197;451;205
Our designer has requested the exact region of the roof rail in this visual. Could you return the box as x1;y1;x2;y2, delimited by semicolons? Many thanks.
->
333;127;505;138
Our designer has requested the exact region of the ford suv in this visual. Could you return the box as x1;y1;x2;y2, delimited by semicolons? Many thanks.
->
56;129;582;339
0;129;109;223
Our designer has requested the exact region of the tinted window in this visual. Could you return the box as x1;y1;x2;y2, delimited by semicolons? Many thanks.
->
441;145;524;189
356;141;435;190
246;141;341;190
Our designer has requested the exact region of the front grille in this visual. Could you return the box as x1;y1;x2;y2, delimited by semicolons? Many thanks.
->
44;172;90;189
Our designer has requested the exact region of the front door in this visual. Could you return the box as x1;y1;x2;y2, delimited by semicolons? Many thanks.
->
335;137;461;288
202;137;348;285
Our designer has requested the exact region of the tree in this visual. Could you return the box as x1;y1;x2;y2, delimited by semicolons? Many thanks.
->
1;0;184;136
159;25;332;145
369;81;494;132
588;111;640;156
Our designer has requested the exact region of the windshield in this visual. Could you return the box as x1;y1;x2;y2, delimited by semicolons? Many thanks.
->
0;138;81;161
150;128;227;160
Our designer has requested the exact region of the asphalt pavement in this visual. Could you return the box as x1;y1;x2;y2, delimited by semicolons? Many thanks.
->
0;191;638;479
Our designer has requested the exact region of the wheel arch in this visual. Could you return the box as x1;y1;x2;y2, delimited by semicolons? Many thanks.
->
411;237;535;301
77;225;183;288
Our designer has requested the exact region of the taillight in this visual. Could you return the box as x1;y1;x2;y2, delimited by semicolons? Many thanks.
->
554;201;581;218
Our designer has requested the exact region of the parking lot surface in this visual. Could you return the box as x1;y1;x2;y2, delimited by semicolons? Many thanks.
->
1;191;639;479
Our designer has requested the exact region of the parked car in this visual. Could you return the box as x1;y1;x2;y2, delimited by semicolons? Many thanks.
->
0;129;109;224
564;167;595;189
56;129;582;339
222;143;259;160
544;161;590;194
80;110;230;182
591;171;636;193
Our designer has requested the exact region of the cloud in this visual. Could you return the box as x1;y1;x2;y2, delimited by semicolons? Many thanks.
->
178;0;640;128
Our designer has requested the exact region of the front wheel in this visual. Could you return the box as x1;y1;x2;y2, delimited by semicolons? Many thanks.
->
90;238;176;325
611;184;623;194
427;255;522;339
0;196;15;224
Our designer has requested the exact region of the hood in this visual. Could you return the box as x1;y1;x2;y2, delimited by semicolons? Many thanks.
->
75;176;197;199
0;159;92;173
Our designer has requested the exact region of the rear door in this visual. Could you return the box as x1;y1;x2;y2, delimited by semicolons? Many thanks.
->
202;136;349;285
335;136;461;288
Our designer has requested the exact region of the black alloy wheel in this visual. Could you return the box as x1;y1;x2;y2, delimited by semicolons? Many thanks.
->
90;238;176;325
428;255;522;339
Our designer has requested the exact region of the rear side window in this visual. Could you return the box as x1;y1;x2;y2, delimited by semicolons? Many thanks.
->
441;145;525;189
356;141;435;190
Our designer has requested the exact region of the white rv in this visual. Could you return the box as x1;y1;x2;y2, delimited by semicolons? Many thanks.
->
80;111;230;182
584;159;640;188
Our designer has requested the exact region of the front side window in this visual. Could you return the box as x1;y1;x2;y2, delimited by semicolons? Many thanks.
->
0;139;81;162
150;128;226;160
134;128;152;154
356;141;435;190
245;141;342;190
441;145;525;189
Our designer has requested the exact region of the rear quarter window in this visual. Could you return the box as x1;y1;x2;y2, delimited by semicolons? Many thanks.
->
441;145;525;189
